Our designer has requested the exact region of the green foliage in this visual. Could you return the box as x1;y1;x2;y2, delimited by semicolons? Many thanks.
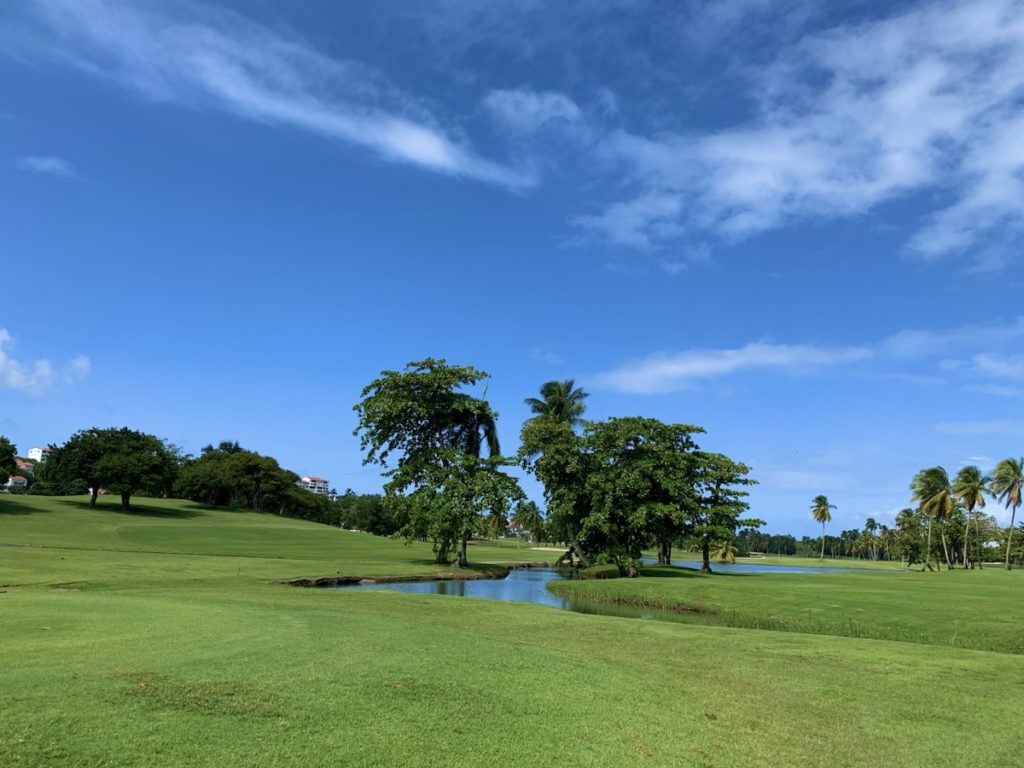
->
991;457;1023;569
355;360;523;564
42;427;177;510
0;435;15;485
810;494;836;560
523;379;589;428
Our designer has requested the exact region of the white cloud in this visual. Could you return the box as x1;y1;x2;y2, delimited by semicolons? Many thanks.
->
0;329;90;395
593;316;1024;394
593;342;871;394
483;88;581;133
934;420;1024;436
528;347;564;366
972;353;1024;381
24;0;532;189
16;155;78;178
580;0;1024;263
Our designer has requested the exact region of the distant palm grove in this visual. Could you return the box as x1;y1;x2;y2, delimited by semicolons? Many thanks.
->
3;358;1022;570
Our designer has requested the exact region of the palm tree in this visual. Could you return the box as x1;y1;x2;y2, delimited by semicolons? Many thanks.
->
713;540;738;564
450;401;501;458
511;500;544;544
911;467;955;571
524;380;589;427
810;495;835;560
991;458;1023;571
952;465;990;569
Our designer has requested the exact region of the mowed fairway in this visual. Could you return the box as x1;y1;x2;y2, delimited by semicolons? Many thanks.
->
3;496;1023;767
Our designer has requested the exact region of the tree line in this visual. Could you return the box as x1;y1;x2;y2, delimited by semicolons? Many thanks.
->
806;459;1024;570
1;429;389;531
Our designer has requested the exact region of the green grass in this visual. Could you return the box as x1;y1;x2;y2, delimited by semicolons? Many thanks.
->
3;494;1023;767
550;564;1024;653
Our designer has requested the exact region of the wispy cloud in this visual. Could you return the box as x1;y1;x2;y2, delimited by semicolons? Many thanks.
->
579;0;1024;265
21;0;533;189
592;342;871;394
593;316;1024;394
934;420;1024;436
483;89;581;134
16;154;78;178
528;346;564;366
0;328;90;395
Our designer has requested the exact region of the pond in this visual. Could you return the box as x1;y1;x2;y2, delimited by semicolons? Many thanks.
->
334;560;867;624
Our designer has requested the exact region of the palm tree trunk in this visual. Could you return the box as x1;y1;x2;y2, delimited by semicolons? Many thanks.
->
1005;505;1018;571
974;512;984;569
924;518;934;572
940;523;952;570
820;522;826;560
963;506;973;569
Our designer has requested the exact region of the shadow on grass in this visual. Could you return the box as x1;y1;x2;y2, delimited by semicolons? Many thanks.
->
0;497;50;515
53;497;206;519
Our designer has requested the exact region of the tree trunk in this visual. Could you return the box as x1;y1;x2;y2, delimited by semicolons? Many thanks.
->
820;523;826;560
701;540;712;574
657;540;672;565
565;524;590;568
120;493;131;511
940;524;952;570
963;507;973;569
459;536;468;567
974;513;984;569
90;486;98;507
924;519;934;572
1006;505;1018;571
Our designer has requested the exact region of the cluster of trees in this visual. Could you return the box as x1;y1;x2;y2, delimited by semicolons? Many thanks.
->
0;435;17;486
808;459;1024;570
354;359;761;576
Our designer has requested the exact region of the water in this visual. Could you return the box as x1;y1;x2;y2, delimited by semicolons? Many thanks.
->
335;560;866;623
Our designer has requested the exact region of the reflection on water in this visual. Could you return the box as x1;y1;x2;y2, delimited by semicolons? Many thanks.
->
335;561;865;624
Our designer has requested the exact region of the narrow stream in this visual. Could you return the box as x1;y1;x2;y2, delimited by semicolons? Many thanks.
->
334;561;868;624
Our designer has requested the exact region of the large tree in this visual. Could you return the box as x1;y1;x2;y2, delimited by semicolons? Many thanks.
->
991;458;1023;571
952;465;990;569
693;452;760;573
810;495;836;560
354;359;521;565
580;418;704;577
44;427;176;510
0;435;16;486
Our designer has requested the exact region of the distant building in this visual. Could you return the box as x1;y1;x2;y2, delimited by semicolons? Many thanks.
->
297;476;330;496
15;460;34;476
27;447;52;463
4;475;28;490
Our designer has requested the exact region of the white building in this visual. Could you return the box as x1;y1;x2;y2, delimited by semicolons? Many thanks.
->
27;447;52;463
298;476;330;496
4;475;28;491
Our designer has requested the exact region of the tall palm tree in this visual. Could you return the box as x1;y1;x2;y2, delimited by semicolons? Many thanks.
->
524;380;589;427
450;401;501;458
810;495;835;560
952;465;990;569
991;458;1023;571
511;500;544;544
911;467;955;571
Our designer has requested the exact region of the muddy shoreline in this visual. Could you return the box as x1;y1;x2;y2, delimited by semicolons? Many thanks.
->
280;561;559;588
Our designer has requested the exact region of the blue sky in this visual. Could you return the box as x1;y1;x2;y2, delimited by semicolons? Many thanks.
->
2;0;1023;536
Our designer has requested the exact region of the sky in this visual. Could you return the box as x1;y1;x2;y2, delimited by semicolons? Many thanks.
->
2;0;1023;536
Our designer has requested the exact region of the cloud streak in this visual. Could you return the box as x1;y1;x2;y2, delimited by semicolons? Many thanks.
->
23;0;533;189
593;316;1024;394
0;329;90;395
16;155;78;178
593;342;871;394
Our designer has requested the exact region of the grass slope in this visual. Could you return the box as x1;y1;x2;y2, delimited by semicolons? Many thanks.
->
551;564;1024;653
3;495;1023;767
